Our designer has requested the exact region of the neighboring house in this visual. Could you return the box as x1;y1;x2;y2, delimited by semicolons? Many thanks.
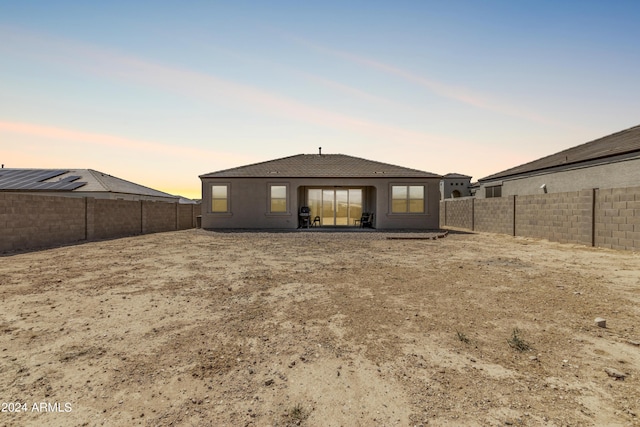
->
0;168;180;203
199;153;442;230
468;181;480;197
476;125;640;198
440;173;472;199
178;196;200;205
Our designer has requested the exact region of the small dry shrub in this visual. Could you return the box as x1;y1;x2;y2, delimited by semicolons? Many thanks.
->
507;328;531;352
280;403;309;426
456;331;470;344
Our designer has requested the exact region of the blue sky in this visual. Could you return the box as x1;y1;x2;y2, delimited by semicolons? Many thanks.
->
2;1;639;199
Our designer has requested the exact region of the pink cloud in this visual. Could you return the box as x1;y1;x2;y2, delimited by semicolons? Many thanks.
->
280;33;573;128
0;26;477;151
0;120;246;165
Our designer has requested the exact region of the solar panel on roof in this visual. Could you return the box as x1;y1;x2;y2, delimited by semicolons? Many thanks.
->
0;170;86;191
0;170;60;187
59;175;81;183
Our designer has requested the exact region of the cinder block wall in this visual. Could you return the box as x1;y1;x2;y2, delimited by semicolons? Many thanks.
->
516;190;592;245
474;196;514;235
444;197;473;229
178;204;196;229
0;193;86;252
440;186;640;251
594;186;640;250
92;199;142;239
142;201;176;234
0;193;200;252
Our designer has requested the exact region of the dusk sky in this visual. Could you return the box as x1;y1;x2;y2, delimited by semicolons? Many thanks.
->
2;1;639;199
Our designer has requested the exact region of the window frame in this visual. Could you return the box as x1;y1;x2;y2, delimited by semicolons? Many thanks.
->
267;183;289;215
390;184;426;214
210;183;230;213
485;185;502;198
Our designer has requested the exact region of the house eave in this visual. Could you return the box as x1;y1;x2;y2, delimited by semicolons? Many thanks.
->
479;150;640;183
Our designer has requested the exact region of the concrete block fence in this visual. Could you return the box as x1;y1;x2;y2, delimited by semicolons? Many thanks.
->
0;193;200;252
440;185;640;251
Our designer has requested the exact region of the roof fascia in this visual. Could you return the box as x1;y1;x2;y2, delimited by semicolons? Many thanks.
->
479;151;640;183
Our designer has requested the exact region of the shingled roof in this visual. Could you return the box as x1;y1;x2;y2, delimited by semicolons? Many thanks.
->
480;125;640;182
200;154;440;179
0;169;178;199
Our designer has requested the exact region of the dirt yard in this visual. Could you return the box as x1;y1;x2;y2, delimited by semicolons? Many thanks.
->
1;229;639;426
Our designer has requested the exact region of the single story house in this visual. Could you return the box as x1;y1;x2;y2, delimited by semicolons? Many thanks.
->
199;153;442;230
0;168;181;203
476;124;640;198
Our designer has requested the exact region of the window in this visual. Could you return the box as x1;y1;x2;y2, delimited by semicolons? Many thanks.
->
269;185;288;213
211;185;229;212
391;185;424;213
485;185;502;198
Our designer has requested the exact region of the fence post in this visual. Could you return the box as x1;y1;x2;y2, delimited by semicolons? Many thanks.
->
591;188;597;247
140;201;145;234
84;197;89;241
513;195;517;236
175;202;180;230
444;200;447;227
85;197;95;241
471;198;475;231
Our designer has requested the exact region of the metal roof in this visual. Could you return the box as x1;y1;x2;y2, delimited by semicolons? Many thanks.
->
479;125;640;182
200;154;441;179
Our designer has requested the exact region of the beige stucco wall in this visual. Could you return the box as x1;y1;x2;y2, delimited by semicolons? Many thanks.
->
440;177;472;199
200;177;440;230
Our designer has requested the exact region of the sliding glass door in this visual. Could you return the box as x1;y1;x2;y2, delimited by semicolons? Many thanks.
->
308;188;362;226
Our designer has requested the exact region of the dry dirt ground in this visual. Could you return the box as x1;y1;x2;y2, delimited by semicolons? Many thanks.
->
1;229;640;427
